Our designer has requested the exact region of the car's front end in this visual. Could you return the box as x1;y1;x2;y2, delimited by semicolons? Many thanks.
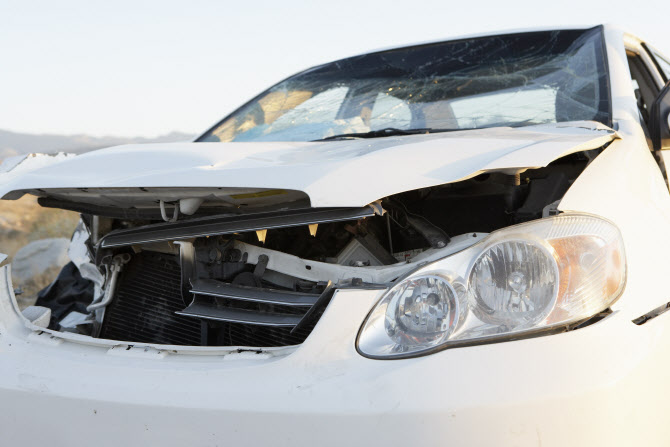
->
2;24;670;446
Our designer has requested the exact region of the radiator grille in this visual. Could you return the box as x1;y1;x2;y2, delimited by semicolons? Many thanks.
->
100;251;325;347
100;251;202;346
218;322;314;347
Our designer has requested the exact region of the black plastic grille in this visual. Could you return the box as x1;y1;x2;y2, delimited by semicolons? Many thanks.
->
215;319;316;347
100;251;324;347
100;251;202;346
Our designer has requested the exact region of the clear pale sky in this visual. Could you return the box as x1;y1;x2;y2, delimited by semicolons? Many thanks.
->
0;0;667;138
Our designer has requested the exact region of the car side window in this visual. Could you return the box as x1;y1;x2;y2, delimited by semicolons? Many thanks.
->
655;56;670;80
645;45;670;82
627;52;659;126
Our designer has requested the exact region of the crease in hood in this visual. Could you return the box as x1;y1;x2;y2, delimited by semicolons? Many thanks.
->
0;121;618;208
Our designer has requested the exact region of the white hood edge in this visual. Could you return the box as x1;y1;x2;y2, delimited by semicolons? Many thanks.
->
0;121;617;208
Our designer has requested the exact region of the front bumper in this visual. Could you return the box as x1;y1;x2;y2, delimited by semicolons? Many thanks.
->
1;266;669;446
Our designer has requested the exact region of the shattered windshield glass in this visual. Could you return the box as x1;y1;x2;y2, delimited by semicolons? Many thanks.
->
198;27;610;143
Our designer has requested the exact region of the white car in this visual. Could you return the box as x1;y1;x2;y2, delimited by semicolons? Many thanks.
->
1;24;670;446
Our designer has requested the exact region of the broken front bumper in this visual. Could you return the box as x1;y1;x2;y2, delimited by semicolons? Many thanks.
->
0;266;669;447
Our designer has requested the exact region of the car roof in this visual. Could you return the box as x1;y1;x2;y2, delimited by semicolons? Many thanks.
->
347;24;606;59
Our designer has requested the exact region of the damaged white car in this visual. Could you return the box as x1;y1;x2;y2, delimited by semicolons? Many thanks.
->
2;24;670;446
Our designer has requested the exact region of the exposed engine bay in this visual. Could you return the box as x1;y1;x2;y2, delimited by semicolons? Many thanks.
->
30;150;598;348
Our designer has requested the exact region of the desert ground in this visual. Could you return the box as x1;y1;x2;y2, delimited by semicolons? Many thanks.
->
0;196;79;309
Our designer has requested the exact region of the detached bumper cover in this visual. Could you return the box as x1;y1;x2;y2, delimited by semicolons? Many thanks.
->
0;266;668;447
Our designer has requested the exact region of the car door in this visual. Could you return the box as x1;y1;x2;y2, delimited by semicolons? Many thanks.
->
644;45;670;182
625;37;670;184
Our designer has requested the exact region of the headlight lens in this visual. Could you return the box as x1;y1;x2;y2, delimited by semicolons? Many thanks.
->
357;214;626;359
469;239;558;326
385;275;462;348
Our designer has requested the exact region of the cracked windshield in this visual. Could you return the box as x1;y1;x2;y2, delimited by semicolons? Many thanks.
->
200;27;610;143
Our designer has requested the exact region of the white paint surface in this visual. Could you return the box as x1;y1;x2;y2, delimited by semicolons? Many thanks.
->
0;26;669;447
0;121;616;208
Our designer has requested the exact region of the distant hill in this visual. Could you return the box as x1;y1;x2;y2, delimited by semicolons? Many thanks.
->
0;129;195;159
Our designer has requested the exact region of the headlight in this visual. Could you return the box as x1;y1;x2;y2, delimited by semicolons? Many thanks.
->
357;213;626;359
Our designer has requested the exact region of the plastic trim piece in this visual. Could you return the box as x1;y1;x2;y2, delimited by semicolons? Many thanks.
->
190;279;319;307
99;206;377;248
632;302;670;325
175;300;303;326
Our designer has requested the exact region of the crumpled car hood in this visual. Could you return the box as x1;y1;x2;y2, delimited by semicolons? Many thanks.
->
0;121;617;208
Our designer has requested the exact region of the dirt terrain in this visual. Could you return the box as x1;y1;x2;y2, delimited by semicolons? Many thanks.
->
0;196;79;308
0;129;193;309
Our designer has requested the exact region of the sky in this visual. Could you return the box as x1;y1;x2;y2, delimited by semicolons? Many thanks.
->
0;0;668;138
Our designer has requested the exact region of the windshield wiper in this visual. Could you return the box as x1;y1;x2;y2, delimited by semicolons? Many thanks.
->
313;127;456;141
312;122;539;142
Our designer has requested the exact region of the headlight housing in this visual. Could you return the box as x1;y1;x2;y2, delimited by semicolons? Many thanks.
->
357;213;626;359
